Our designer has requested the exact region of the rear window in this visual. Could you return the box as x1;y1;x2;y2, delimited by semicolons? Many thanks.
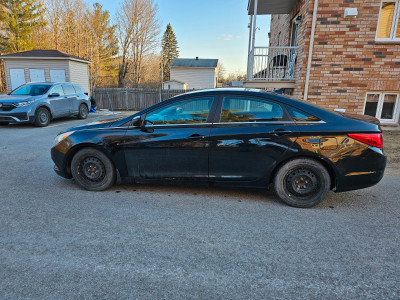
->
221;97;284;122
286;106;321;122
62;84;76;95
74;85;83;94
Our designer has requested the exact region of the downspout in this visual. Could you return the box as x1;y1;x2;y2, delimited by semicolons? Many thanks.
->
249;0;258;81
246;15;253;81
303;0;319;101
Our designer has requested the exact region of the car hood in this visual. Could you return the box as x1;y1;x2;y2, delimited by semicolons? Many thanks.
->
64;117;125;132
0;94;41;103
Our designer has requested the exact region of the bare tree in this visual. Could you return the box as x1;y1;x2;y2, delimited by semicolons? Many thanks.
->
116;0;160;87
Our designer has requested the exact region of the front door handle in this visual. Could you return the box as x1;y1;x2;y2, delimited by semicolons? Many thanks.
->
188;134;206;141
272;129;292;136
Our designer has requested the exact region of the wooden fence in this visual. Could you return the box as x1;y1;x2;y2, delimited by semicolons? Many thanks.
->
92;88;191;111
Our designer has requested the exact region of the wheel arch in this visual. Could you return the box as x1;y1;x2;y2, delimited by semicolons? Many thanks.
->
65;143;121;181
35;104;53;118
270;154;338;190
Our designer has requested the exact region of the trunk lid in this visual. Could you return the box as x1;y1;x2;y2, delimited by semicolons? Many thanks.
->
335;112;380;125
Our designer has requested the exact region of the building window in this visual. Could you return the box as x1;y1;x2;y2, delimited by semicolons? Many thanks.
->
364;93;400;123
376;1;400;42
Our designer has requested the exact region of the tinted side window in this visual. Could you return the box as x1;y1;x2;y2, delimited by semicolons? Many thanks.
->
146;97;214;125
62;84;75;95
220;97;284;123
50;85;64;96
286;106;321;122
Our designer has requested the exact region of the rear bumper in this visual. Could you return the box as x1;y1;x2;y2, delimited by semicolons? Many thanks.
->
0;111;31;123
335;148;387;192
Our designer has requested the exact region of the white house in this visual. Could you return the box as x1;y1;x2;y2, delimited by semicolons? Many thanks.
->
163;80;187;90
169;58;219;90
0;49;91;94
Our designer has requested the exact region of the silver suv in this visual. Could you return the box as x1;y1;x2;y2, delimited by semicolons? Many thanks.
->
0;82;91;127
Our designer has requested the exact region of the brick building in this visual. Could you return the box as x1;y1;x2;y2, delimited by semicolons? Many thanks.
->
245;0;400;125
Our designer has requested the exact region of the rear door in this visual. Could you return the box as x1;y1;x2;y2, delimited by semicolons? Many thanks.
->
62;84;78;115
48;85;67;117
209;95;299;181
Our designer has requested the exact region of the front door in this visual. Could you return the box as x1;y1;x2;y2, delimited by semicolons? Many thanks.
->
209;95;298;182
124;96;216;179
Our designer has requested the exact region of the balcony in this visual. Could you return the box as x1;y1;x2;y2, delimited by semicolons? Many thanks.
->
247;0;299;15
245;46;297;89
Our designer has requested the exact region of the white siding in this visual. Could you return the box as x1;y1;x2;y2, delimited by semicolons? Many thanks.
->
3;58;90;94
3;59;70;92
69;61;90;95
163;81;186;90
170;68;217;90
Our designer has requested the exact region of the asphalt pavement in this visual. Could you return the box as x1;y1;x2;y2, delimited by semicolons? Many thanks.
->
0;113;399;299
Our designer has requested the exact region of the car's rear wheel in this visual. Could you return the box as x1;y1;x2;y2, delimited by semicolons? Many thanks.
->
0;122;9;126
71;148;116;191
274;158;331;208
34;107;51;127
77;104;89;119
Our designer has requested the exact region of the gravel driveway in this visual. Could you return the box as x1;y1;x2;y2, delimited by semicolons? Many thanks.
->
0;114;399;299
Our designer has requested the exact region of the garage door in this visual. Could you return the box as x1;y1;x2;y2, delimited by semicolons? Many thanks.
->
29;69;45;82
50;69;66;83
10;69;26;90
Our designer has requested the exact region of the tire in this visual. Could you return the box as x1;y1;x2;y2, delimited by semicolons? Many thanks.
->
0;122;9;126
71;148;116;191
34;107;51;127
273;158;331;208
77;104;89;119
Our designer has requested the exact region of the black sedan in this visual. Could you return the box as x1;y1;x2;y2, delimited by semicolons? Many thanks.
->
51;89;386;208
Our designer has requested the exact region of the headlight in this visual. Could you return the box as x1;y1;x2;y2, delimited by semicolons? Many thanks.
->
53;131;75;146
16;100;35;107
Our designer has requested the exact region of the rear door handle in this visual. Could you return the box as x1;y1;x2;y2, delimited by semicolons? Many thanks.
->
272;129;292;136
188;134;206;141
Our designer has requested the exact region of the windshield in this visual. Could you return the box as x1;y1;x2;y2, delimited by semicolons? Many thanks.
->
11;84;52;96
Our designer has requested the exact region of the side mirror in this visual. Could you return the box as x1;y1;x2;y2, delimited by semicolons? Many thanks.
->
48;93;60;97
131;116;142;127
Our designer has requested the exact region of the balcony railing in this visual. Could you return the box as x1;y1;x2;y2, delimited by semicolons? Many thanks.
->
247;46;298;81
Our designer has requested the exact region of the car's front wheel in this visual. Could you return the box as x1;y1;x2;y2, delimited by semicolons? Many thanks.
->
71;148;116;191
274;158;331;208
34;107;51;127
77;104;89;119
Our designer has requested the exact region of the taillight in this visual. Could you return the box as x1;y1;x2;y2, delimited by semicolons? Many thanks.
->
348;133;383;148
84;92;89;96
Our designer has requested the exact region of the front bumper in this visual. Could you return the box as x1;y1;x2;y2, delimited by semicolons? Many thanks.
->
51;147;72;179
0;111;31;123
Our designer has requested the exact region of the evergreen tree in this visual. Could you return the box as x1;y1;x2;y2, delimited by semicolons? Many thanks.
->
0;0;46;53
161;23;179;82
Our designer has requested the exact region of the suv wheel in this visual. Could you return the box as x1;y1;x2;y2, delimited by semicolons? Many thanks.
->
77;104;89;119
34;107;51;127
274;158;331;208
71;148;116;191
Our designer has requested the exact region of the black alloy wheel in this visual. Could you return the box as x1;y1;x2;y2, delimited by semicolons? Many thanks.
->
71;148;116;191
274;158;331;208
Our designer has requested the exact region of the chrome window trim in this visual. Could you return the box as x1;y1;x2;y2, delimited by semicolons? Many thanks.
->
295;120;326;124
121;120;326;128
215;121;295;125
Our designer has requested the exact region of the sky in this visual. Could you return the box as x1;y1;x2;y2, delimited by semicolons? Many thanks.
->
85;0;271;75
